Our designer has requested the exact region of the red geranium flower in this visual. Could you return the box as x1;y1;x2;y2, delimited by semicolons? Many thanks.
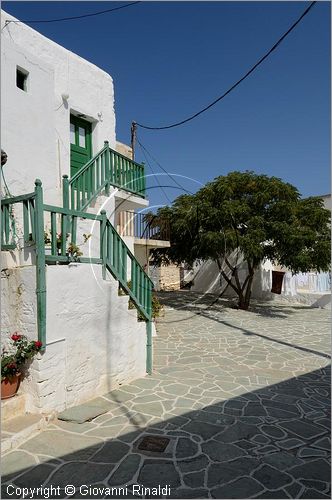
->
7;363;17;369
34;341;43;349
11;333;22;342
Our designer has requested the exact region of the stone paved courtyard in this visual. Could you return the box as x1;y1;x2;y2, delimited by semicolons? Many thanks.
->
2;292;331;499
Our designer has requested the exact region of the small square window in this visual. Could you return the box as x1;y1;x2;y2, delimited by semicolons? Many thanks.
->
16;67;29;91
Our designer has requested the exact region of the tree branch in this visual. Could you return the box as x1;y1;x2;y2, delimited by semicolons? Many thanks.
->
225;257;235;273
216;265;240;296
233;267;243;296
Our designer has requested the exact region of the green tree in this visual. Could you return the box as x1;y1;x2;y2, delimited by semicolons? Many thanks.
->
151;171;331;310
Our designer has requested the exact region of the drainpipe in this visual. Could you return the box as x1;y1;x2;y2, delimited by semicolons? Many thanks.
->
146;320;152;375
34;179;46;350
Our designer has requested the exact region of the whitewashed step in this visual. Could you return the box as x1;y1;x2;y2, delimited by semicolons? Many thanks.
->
1;413;54;454
1;393;28;421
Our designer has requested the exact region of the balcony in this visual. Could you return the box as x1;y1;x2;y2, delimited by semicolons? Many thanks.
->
118;211;170;248
67;142;146;212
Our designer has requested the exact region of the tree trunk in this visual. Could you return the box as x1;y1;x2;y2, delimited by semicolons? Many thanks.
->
216;257;256;311
238;267;255;310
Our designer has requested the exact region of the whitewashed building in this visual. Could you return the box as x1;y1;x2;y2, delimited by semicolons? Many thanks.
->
187;194;331;307
1;11;169;415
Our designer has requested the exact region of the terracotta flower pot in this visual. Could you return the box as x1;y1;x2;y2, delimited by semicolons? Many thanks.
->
1;374;21;399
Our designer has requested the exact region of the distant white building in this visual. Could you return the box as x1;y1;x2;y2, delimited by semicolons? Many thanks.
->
188;194;331;306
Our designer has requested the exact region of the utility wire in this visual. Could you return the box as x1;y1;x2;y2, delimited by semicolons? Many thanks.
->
137;140;173;204
136;138;194;196
135;1;316;130
3;2;141;25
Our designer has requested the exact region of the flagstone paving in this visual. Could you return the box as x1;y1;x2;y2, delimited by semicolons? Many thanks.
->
2;293;331;499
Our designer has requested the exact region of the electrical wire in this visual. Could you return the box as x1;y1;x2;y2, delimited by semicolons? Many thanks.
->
136;138;194;196
3;2;141;25
135;1;316;131
136;140;173;204
135;140;243;300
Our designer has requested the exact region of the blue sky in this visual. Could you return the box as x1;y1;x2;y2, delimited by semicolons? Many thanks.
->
3;1;331;208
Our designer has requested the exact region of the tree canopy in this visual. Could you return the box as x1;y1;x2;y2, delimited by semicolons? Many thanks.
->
150;171;331;310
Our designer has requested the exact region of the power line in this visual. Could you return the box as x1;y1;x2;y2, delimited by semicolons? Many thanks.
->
137;140;173;204
3;2;141;25
135;1;317;131
136;138;195;196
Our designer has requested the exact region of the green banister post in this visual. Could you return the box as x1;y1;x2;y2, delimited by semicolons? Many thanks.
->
104;141;110;196
34;179;46;351
62;174;70;236
146;320;153;375
146;278;153;374
61;174;70;255
100;209;107;279
62;175;69;210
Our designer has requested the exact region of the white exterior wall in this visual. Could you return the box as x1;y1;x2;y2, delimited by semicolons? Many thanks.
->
1;264;146;413
1;11;115;205
190;258;330;306
1;13;153;414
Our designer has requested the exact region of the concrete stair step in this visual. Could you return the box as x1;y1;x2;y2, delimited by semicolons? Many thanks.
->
1;393;28;421
1;413;54;455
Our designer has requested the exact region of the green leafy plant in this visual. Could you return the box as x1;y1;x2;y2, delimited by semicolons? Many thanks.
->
151;171;331;310
2;334;43;382
135;294;164;321
44;232;51;245
67;242;83;258
118;280;132;296
43;230;91;260
56;232;70;250
151;295;163;318
119;280;163;320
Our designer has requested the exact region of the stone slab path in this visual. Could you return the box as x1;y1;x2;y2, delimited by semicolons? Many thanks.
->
2;292;331;499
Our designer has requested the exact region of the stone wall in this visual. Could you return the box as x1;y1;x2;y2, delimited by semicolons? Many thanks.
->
155;265;183;291
115;142;133;160
1;264;147;413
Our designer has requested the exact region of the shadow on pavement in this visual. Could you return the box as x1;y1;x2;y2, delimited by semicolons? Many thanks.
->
156;292;331;360
2;366;331;499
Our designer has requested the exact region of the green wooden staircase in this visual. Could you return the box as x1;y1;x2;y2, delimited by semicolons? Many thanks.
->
67;141;146;212
1;176;154;374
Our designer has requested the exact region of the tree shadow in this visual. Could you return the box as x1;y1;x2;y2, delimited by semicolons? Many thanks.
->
156;292;331;361
156;291;303;319
2;366;331;499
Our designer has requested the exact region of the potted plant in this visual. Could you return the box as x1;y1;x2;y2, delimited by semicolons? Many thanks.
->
59;233;90;260
67;242;83;260
1;333;43;399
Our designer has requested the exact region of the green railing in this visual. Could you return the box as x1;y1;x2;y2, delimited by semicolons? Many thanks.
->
43;201;153;372
1;182;46;350
1;192;36;250
1;180;154;372
105;221;153;321
67;141;146;212
42;203;153;319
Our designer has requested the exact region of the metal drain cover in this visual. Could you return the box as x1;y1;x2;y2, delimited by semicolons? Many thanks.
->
138;435;170;453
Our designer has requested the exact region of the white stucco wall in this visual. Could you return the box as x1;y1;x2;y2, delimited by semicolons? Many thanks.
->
321;194;331;211
1;12;153;415
1;266;37;339
1;10;116;205
1;263;147;412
